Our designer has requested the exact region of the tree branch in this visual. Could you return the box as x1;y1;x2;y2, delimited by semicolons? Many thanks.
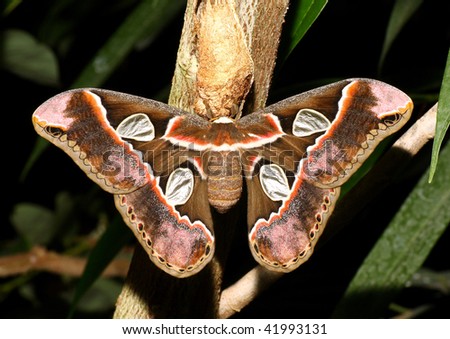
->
113;0;289;318
0;246;129;278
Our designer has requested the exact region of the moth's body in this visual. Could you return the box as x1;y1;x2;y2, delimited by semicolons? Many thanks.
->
162;115;280;213
32;78;413;277
163;116;247;213
206;149;243;213
153;110;287;217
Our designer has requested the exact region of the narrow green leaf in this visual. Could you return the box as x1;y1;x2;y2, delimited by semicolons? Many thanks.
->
2;0;22;16
72;0;185;88
0;29;59;86
68;216;132;318
333;140;450;318
282;0;328;62
19;138;49;182
73;278;123;314
378;0;423;71
429;48;450;182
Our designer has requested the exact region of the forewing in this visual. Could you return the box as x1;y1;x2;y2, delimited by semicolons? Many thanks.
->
266;78;414;187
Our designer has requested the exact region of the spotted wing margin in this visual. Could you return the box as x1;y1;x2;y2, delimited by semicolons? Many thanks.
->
243;78;413;272
32;88;215;277
115;176;214;278
249;179;340;272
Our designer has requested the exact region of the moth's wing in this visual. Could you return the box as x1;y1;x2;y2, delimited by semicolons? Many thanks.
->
32;88;176;193
114;174;214;278
32;88;214;277
239;114;341;272
266;78;414;187
241;78;413;272
248;179;340;272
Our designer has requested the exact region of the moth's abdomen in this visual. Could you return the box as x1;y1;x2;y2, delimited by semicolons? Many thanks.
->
206;151;242;213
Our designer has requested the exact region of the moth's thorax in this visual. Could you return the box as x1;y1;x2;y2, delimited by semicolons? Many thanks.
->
206;150;243;213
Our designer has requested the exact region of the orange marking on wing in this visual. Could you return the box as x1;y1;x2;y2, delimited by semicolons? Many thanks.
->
165;116;210;145
83;90;126;145
310;81;358;148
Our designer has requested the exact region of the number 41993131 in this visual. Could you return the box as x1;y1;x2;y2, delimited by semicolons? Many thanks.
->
263;323;327;335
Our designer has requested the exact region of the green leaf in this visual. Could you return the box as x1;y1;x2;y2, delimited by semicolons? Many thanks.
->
2;0;22;16
0;29;59;86
429;48;450;182
281;0;328;63
72;0;185;88
10;203;57;246
9;191;76;247
74;278;123;314
378;0;423;71
332;140;450;318
68;216;132;317
19;138;49;182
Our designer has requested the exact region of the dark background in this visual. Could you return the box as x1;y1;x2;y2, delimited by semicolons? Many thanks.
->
1;0;449;318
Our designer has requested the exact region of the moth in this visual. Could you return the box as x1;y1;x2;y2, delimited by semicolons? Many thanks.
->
32;78;413;278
